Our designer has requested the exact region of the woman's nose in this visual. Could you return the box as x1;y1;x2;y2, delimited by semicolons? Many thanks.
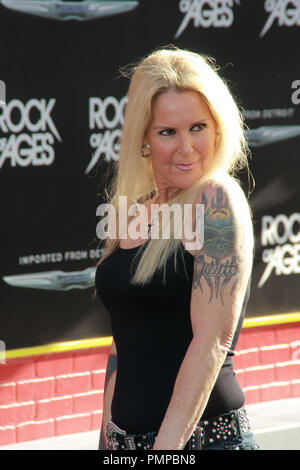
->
178;133;193;156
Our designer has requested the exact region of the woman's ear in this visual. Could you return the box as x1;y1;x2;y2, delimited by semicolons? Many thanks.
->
142;126;149;146
214;127;221;148
141;143;151;158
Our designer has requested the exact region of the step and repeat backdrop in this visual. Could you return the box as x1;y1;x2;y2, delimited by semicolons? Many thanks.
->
0;0;299;349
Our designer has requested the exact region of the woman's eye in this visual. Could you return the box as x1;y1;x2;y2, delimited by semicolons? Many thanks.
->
159;129;175;136
191;123;206;131
159;124;205;136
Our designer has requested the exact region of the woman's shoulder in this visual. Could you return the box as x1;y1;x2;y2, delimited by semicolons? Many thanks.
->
194;173;244;200
193;174;251;222
183;173;253;258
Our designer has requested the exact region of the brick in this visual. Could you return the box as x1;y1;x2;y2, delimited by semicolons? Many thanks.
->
73;390;103;413
0;362;36;382
55;413;91;436
256;327;277;348
260;344;290;365
260;382;291;402
17;377;55;401
291;379;300;397
16;419;55;443
0;425;16;446
233;348;260;369
241;327;275;349
73;352;104;372
244;364;275;387
243;387;260;405
36;395;73;420
91;370;105;389
0;383;16;405
55;372;91;395
276;324;300;344
0;401;35;426
275;361;300;382
238;329;260;349
291;341;300;361
35;356;73;378
92;410;102;430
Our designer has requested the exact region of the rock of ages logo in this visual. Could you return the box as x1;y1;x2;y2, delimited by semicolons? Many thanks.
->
259;212;300;287
85;95;127;174
175;0;240;38
261;0;300;37
0;98;61;170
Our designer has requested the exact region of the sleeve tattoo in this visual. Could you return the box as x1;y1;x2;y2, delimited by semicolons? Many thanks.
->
192;187;241;304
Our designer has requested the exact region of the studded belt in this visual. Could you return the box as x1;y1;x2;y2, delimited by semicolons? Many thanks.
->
106;407;251;450
190;406;252;450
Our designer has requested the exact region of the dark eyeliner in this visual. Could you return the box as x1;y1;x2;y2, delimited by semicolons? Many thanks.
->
159;128;175;136
191;122;206;131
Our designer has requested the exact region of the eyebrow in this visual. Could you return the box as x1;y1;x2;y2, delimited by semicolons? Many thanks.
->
152;118;211;130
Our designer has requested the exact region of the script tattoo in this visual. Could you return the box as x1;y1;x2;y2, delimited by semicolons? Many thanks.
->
193;188;239;304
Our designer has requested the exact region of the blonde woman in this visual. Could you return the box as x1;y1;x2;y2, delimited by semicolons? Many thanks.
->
96;47;259;450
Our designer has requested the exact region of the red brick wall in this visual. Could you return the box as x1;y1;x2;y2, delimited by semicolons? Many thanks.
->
0;322;299;446
234;322;300;404
0;347;109;446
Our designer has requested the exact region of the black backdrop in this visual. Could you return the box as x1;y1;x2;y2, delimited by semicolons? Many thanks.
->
0;0;299;349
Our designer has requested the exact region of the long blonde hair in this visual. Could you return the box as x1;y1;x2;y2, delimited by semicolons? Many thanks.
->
97;46;250;284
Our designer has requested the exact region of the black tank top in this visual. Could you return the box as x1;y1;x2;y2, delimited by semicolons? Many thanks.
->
95;241;248;434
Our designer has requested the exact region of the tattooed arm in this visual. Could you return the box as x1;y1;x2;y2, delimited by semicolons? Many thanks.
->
99;339;117;450
153;180;253;450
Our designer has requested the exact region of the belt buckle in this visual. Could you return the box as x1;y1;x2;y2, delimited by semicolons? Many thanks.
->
124;436;137;450
237;407;251;435
106;421;127;450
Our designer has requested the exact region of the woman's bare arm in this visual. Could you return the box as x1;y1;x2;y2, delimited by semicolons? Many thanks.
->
99;338;117;449
153;180;253;450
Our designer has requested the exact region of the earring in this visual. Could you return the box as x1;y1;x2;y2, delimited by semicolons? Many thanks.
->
141;143;151;158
